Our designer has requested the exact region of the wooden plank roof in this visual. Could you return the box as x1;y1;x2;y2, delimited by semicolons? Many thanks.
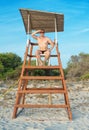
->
19;8;64;34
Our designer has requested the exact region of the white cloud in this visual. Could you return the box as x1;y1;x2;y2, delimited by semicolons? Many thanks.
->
73;28;89;35
80;28;89;33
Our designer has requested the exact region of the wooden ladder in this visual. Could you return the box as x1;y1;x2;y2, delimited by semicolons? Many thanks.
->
12;41;72;120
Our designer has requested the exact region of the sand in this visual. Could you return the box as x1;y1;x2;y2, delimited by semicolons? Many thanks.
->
0;80;89;130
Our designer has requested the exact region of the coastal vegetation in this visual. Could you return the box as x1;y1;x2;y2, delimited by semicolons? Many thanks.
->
65;53;89;80
0;53;22;80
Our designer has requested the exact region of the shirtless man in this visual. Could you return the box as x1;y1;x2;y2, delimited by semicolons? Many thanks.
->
31;29;54;66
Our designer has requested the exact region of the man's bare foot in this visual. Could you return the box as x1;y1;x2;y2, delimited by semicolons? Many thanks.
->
43;61;46;66
39;62;43;66
37;59;43;66
39;61;44;66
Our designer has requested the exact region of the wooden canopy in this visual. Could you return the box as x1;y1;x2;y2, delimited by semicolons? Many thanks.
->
19;8;64;34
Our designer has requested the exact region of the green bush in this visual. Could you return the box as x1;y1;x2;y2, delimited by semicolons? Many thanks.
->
66;53;89;80
81;73;89;80
0;52;22;80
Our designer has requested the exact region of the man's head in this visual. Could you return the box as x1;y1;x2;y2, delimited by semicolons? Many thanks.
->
40;29;45;36
40;29;45;33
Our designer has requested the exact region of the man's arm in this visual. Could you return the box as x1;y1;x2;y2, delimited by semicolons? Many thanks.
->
31;30;41;40
47;38;55;52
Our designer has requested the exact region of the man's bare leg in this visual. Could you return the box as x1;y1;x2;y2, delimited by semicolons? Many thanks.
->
37;58;43;66
43;50;50;65
36;50;43;66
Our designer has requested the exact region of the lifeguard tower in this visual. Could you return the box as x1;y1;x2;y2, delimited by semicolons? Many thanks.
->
12;8;72;120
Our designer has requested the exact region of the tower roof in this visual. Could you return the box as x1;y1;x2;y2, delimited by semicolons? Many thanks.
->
19;8;64;34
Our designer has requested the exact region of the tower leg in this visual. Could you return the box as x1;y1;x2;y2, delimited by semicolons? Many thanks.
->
12;94;21;118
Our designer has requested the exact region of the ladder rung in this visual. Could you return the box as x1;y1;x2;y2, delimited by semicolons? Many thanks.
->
21;76;63;80
18;88;66;94
24;66;61;69
16;104;68;108
27;54;58;57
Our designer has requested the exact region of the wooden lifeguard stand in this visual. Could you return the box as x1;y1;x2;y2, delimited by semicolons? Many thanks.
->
12;9;72;120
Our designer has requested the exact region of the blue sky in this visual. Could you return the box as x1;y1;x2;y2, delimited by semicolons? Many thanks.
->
0;0;89;68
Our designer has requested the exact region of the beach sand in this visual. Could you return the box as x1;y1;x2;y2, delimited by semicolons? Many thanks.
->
0;80;89;130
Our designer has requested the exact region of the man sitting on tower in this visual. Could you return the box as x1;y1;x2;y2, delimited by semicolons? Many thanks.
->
31;29;54;66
